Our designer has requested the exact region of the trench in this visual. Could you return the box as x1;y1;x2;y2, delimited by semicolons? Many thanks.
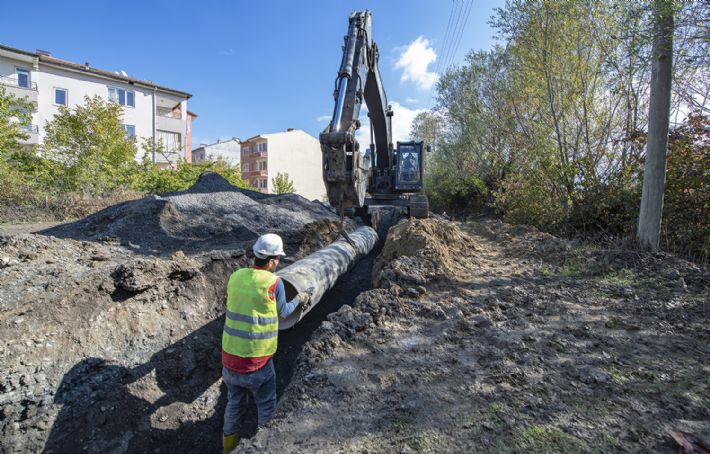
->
235;240;381;439
39;229;385;453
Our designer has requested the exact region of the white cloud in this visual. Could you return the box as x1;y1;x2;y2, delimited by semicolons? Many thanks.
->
316;115;331;123
395;36;438;90
355;101;427;146
405;97;419;104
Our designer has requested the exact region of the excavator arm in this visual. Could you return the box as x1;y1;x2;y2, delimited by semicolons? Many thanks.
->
321;10;429;218
320;10;391;209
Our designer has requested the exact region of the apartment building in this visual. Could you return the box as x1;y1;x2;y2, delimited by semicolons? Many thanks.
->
192;138;241;165
0;44;194;167
240;129;326;200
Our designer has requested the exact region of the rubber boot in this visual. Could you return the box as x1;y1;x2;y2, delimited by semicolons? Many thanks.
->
223;432;239;454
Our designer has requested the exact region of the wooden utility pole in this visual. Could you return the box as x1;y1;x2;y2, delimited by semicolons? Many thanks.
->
637;0;674;251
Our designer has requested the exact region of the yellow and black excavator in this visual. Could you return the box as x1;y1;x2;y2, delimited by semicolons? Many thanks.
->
320;10;429;222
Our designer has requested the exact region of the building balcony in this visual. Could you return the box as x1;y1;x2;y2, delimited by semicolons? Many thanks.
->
244;169;268;177
241;149;267;158
0;75;38;106
18;124;39;145
153;149;183;164
155;112;184;133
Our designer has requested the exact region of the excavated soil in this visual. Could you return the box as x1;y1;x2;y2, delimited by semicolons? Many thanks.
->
40;172;343;256
2;183;709;453
0;174;353;453
238;219;709;453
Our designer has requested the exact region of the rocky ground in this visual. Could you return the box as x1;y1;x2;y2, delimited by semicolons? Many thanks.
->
1;175;708;453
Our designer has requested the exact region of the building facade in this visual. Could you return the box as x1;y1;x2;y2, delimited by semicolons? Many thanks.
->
0;44;193;167
192;138;241;166
240;128;325;200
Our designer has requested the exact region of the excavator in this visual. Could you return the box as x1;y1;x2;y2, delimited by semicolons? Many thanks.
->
320;10;429;221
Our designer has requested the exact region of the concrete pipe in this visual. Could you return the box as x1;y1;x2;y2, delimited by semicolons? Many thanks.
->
277;226;378;330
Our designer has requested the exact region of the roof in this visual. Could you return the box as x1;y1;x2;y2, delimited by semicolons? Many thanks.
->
196;138;241;149
0;44;191;98
0;43;37;58
243;129;312;143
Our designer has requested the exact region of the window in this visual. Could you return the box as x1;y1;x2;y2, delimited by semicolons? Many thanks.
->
258;161;267;171
122;124;135;138
251;179;258;187
259;179;268;189
242;145;250;154
242;163;250;172
54;88;67;106
157;130;181;152
108;87;135;107
16;68;30;88
259;143;267;152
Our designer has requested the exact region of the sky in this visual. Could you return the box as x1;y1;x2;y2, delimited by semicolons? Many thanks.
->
1;0;504;147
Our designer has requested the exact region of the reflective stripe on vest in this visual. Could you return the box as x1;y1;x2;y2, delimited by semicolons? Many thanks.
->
222;268;279;358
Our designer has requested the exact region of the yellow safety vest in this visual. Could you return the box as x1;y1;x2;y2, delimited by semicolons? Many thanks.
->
222;268;279;358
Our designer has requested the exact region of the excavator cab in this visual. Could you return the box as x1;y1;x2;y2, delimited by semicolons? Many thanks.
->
394;141;424;192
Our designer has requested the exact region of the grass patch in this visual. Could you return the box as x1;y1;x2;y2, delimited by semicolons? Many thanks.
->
484;402;506;415
596;268;636;286
390;420;428;452
515;425;587;454
539;256;610;279
382;412;429;452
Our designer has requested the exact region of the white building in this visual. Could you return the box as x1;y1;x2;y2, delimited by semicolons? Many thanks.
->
0;44;195;167
240;129;326;200
192;138;241;166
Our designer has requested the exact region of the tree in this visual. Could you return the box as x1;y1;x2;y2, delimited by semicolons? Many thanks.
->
637;0;674;251
40;95;137;194
271;172;295;194
0;86;34;154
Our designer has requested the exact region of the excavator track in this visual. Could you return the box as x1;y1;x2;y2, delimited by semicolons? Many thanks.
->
408;194;429;219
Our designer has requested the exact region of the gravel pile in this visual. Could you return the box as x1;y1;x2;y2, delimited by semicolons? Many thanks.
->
41;172;339;255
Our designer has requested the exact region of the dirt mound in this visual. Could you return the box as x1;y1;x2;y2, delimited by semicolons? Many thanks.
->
373;218;480;288
41;172;341;255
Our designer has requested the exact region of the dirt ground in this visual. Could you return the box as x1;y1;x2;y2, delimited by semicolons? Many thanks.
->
1;178;708;453
0;222;68;236
240;219;710;453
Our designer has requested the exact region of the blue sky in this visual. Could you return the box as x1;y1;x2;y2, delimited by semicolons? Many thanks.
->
2;0;504;147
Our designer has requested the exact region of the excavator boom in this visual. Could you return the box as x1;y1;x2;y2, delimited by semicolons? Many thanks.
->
320;11;428;218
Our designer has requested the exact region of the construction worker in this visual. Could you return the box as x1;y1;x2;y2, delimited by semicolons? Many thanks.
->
221;233;310;453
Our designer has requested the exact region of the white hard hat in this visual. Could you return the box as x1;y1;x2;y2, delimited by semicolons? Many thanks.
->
253;233;286;259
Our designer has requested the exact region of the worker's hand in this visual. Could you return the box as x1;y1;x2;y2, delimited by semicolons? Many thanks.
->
297;292;312;310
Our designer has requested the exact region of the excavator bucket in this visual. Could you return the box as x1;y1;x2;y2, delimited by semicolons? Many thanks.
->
321;130;368;209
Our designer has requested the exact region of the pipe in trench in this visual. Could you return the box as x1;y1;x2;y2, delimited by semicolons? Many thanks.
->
277;226;378;330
